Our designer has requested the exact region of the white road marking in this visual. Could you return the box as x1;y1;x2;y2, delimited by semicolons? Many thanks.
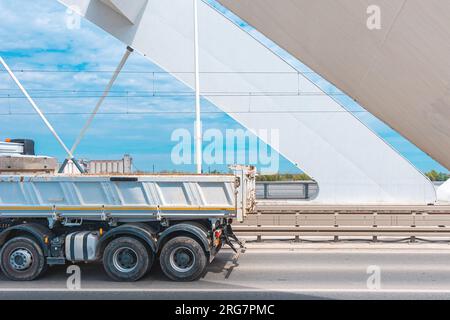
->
0;288;450;294
240;249;450;254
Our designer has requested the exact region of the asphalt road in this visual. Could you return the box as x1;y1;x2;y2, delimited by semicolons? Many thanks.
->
1;243;450;299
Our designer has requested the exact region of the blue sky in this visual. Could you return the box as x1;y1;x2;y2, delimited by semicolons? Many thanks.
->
0;0;447;174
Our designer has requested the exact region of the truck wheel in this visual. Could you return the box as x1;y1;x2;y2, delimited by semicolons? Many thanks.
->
0;236;47;281
160;236;207;281
103;237;151;282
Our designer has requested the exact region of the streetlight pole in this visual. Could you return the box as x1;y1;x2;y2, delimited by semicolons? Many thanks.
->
193;0;202;174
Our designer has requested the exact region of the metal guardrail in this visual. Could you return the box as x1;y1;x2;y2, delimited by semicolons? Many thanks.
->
256;181;318;200
255;181;446;200
233;204;450;241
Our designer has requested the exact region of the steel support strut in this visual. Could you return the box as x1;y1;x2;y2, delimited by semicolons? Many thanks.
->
58;46;134;173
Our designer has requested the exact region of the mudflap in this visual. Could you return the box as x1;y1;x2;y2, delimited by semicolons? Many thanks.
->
222;223;245;253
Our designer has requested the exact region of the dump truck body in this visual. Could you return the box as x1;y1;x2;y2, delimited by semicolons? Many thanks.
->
0;167;256;282
0;173;254;222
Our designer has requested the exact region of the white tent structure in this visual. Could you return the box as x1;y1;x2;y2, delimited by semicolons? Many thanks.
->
56;0;437;204
438;181;450;204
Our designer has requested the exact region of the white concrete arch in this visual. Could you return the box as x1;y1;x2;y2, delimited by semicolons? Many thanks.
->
56;0;436;204
218;0;450;171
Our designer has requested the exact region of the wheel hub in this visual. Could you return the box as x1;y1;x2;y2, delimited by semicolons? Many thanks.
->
9;249;33;271
112;247;138;273
170;247;195;273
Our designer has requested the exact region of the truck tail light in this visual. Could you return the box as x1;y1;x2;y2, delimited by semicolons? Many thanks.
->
214;230;222;247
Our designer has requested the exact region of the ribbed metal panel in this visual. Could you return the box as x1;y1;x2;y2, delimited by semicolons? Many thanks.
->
0;170;256;221
0;141;23;155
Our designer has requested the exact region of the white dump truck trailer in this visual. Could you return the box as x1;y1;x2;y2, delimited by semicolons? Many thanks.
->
0;140;256;282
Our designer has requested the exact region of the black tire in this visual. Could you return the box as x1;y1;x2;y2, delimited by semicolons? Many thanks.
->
0;236;47;281
159;236;208;282
103;237;152;282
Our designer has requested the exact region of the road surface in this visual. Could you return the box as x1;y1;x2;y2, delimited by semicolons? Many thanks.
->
1;242;450;299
